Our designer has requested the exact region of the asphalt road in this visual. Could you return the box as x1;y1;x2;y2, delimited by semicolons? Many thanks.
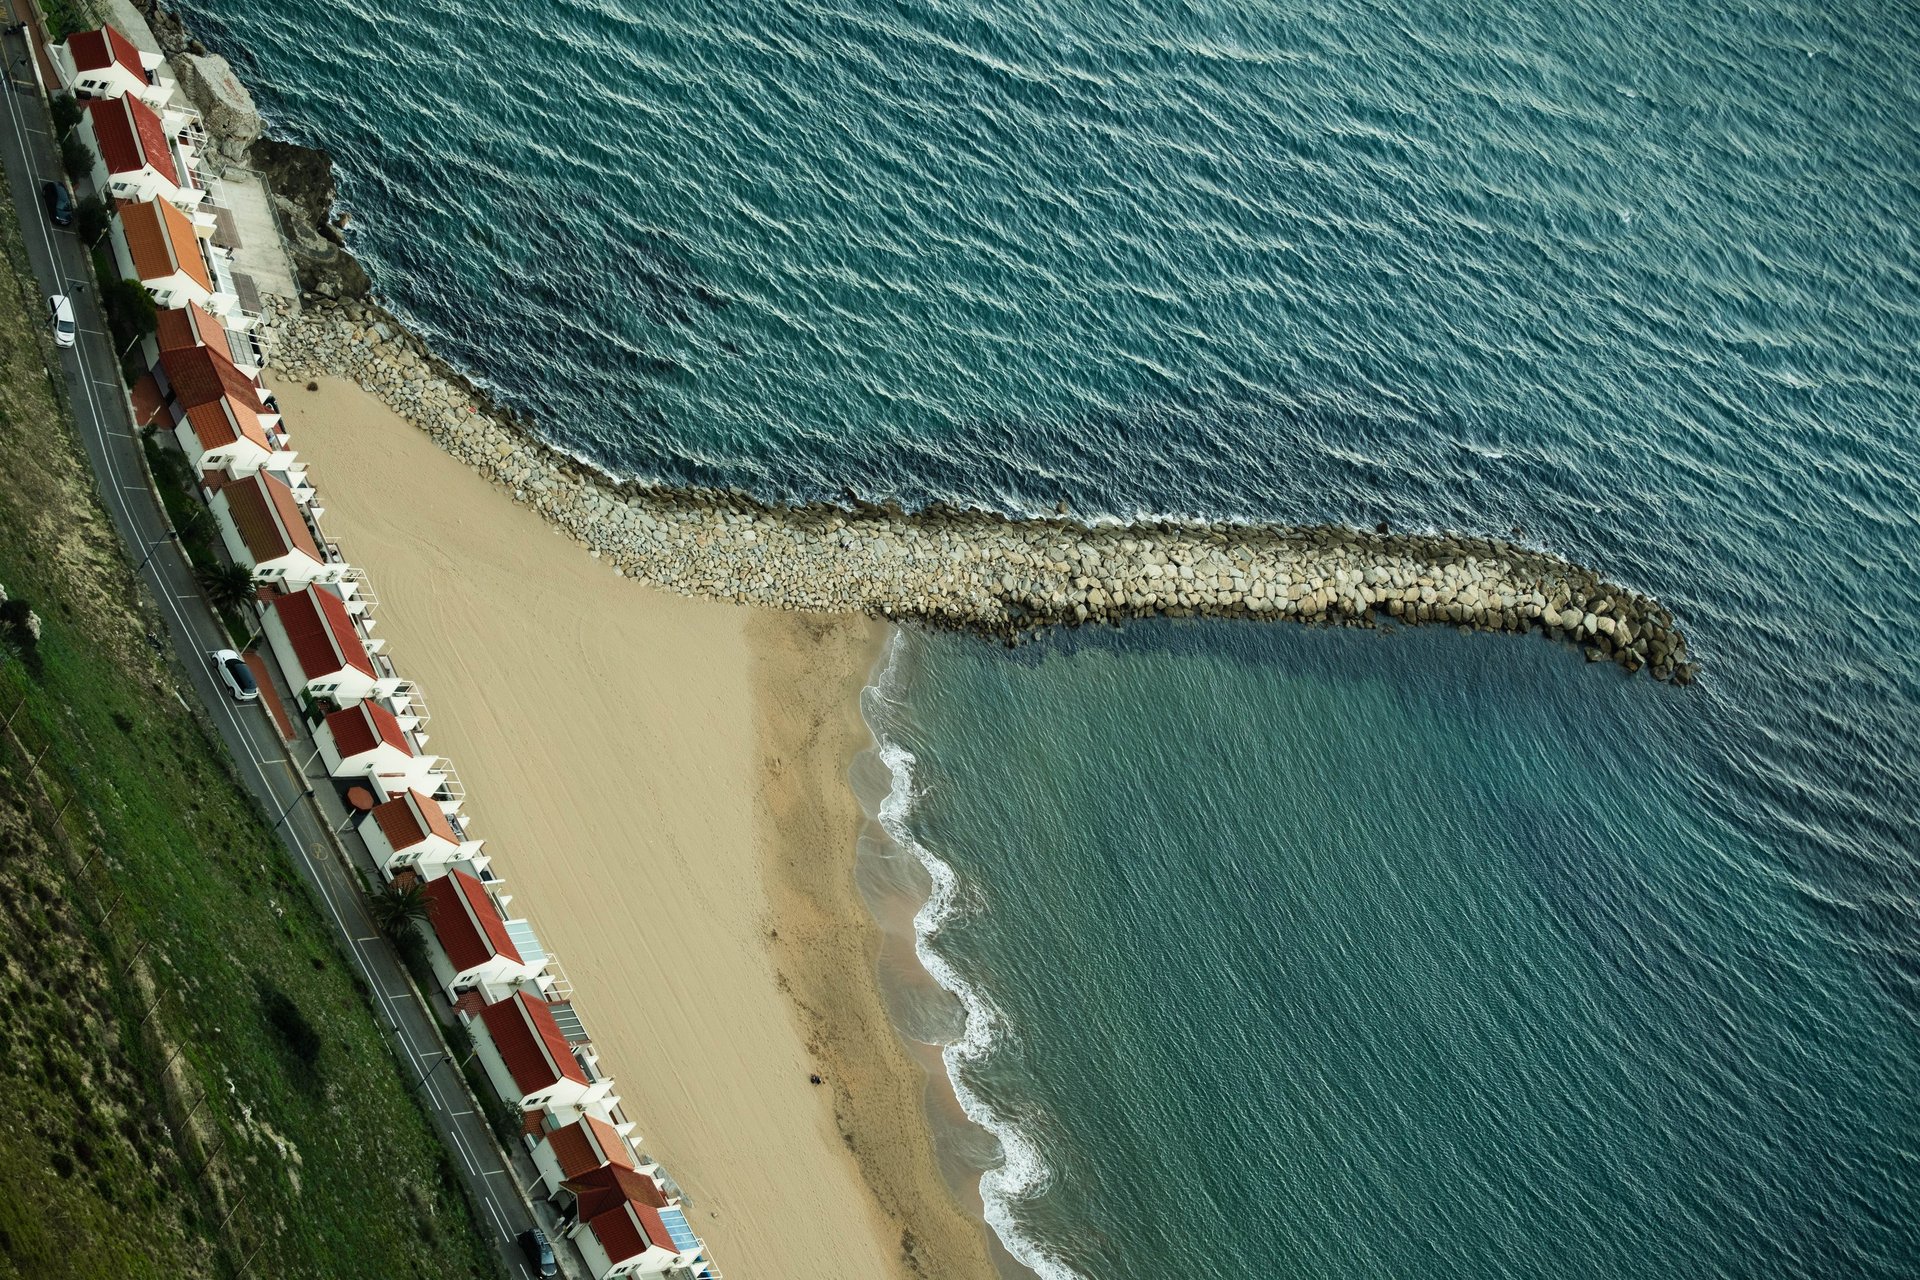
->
0;40;562;1280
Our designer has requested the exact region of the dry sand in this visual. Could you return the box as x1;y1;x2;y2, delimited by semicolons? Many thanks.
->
274;375;997;1280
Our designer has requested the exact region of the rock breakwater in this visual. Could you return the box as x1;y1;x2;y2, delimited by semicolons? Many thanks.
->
267;300;1696;682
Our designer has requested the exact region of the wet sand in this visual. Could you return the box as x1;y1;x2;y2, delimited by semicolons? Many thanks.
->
273;374;998;1280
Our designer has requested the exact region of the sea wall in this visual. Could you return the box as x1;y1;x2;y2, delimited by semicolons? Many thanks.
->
264;299;1696;682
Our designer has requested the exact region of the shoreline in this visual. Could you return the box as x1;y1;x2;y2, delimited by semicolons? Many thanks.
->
749;611;1007;1279
275;373;1000;1280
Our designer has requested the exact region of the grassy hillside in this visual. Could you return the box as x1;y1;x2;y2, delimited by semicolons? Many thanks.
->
0;163;498;1275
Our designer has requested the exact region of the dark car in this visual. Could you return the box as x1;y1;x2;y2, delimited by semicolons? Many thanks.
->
40;180;72;228
516;1228;557;1277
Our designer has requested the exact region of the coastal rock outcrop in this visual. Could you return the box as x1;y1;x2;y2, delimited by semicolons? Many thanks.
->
171;53;259;163
249;139;371;300
262;299;1699;683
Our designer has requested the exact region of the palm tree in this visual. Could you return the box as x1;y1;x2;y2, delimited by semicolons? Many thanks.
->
369;879;432;940
197;561;257;613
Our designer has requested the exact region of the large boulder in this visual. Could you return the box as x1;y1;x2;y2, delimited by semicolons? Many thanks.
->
171;53;260;164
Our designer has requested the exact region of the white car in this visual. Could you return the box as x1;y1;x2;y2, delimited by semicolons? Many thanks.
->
47;294;74;348
209;648;259;703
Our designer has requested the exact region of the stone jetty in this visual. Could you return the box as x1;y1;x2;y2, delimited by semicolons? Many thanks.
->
265;300;1696;682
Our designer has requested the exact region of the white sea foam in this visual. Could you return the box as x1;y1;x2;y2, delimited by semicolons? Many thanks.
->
865;633;1087;1280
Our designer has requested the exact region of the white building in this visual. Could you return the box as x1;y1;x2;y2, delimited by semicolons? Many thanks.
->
360;789;484;879
558;1164;711;1278
52;24;173;111
109;196;252;324
466;990;611;1115
154;344;287;478
420;870;545;997
528;1113;637;1199
314;701;446;795
206;469;346;592
80;94;205;214
258;585;392;706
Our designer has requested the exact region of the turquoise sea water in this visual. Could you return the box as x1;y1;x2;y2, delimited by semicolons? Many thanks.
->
177;0;1920;1273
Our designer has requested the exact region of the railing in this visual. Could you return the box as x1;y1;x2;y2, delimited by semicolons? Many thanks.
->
543;960;575;1003
344;567;378;611
432;765;466;808
204;243;239;304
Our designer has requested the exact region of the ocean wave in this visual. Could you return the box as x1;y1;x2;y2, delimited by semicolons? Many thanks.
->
867;634;1086;1280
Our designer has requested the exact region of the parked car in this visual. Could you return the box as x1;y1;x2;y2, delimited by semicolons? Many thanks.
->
209;649;258;703
46;294;74;348
516;1227;557;1278
40;180;72;227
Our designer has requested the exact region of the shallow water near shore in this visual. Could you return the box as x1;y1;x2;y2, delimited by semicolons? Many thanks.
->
178;0;1920;1273
868;615;1920;1278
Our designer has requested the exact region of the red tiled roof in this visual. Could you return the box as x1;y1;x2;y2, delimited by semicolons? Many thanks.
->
153;301;233;362
67;25;144;76
85;96;182;186
563;1165;674;1262
423;869;520;975
371;789;459;852
219;469;321;567
543;1116;635;1179
477;992;586;1097
324;699;410;761
179;400;257;453
588;1205;655;1265
565;1165;669;1218
160;344;267;415
161;346;270;454
117;197;211;291
270;586;374;681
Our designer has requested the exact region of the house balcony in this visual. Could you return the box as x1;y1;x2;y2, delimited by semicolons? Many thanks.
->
167;139;208;203
226;323;268;374
271;464;318;506
429;763;466;811
542;958;575;1004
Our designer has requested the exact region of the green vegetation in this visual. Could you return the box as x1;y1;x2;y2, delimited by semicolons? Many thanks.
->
91;246;157;367
195;561;255;614
57;135;88;184
140;434;248;644
36;0;86;42
48;94;80;138
74;196;106;248
370;878;431;940
0;140;499;1278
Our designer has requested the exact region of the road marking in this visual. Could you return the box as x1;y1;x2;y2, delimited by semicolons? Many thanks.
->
0;66;540;1255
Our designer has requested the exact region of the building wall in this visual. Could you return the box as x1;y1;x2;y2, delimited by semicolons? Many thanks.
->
257;604;381;708
465;1010;591;1115
206;487;334;590
169;416;269;479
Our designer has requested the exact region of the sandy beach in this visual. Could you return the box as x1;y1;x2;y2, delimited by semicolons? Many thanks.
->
274;374;997;1280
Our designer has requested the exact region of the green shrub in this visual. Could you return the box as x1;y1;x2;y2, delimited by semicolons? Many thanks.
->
100;278;155;352
75;196;106;246
49;94;80;135
59;135;90;183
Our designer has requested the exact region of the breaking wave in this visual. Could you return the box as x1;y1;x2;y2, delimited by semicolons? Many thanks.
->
866;633;1085;1280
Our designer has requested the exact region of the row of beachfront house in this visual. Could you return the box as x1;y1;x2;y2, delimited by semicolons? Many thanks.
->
55;24;719;1280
